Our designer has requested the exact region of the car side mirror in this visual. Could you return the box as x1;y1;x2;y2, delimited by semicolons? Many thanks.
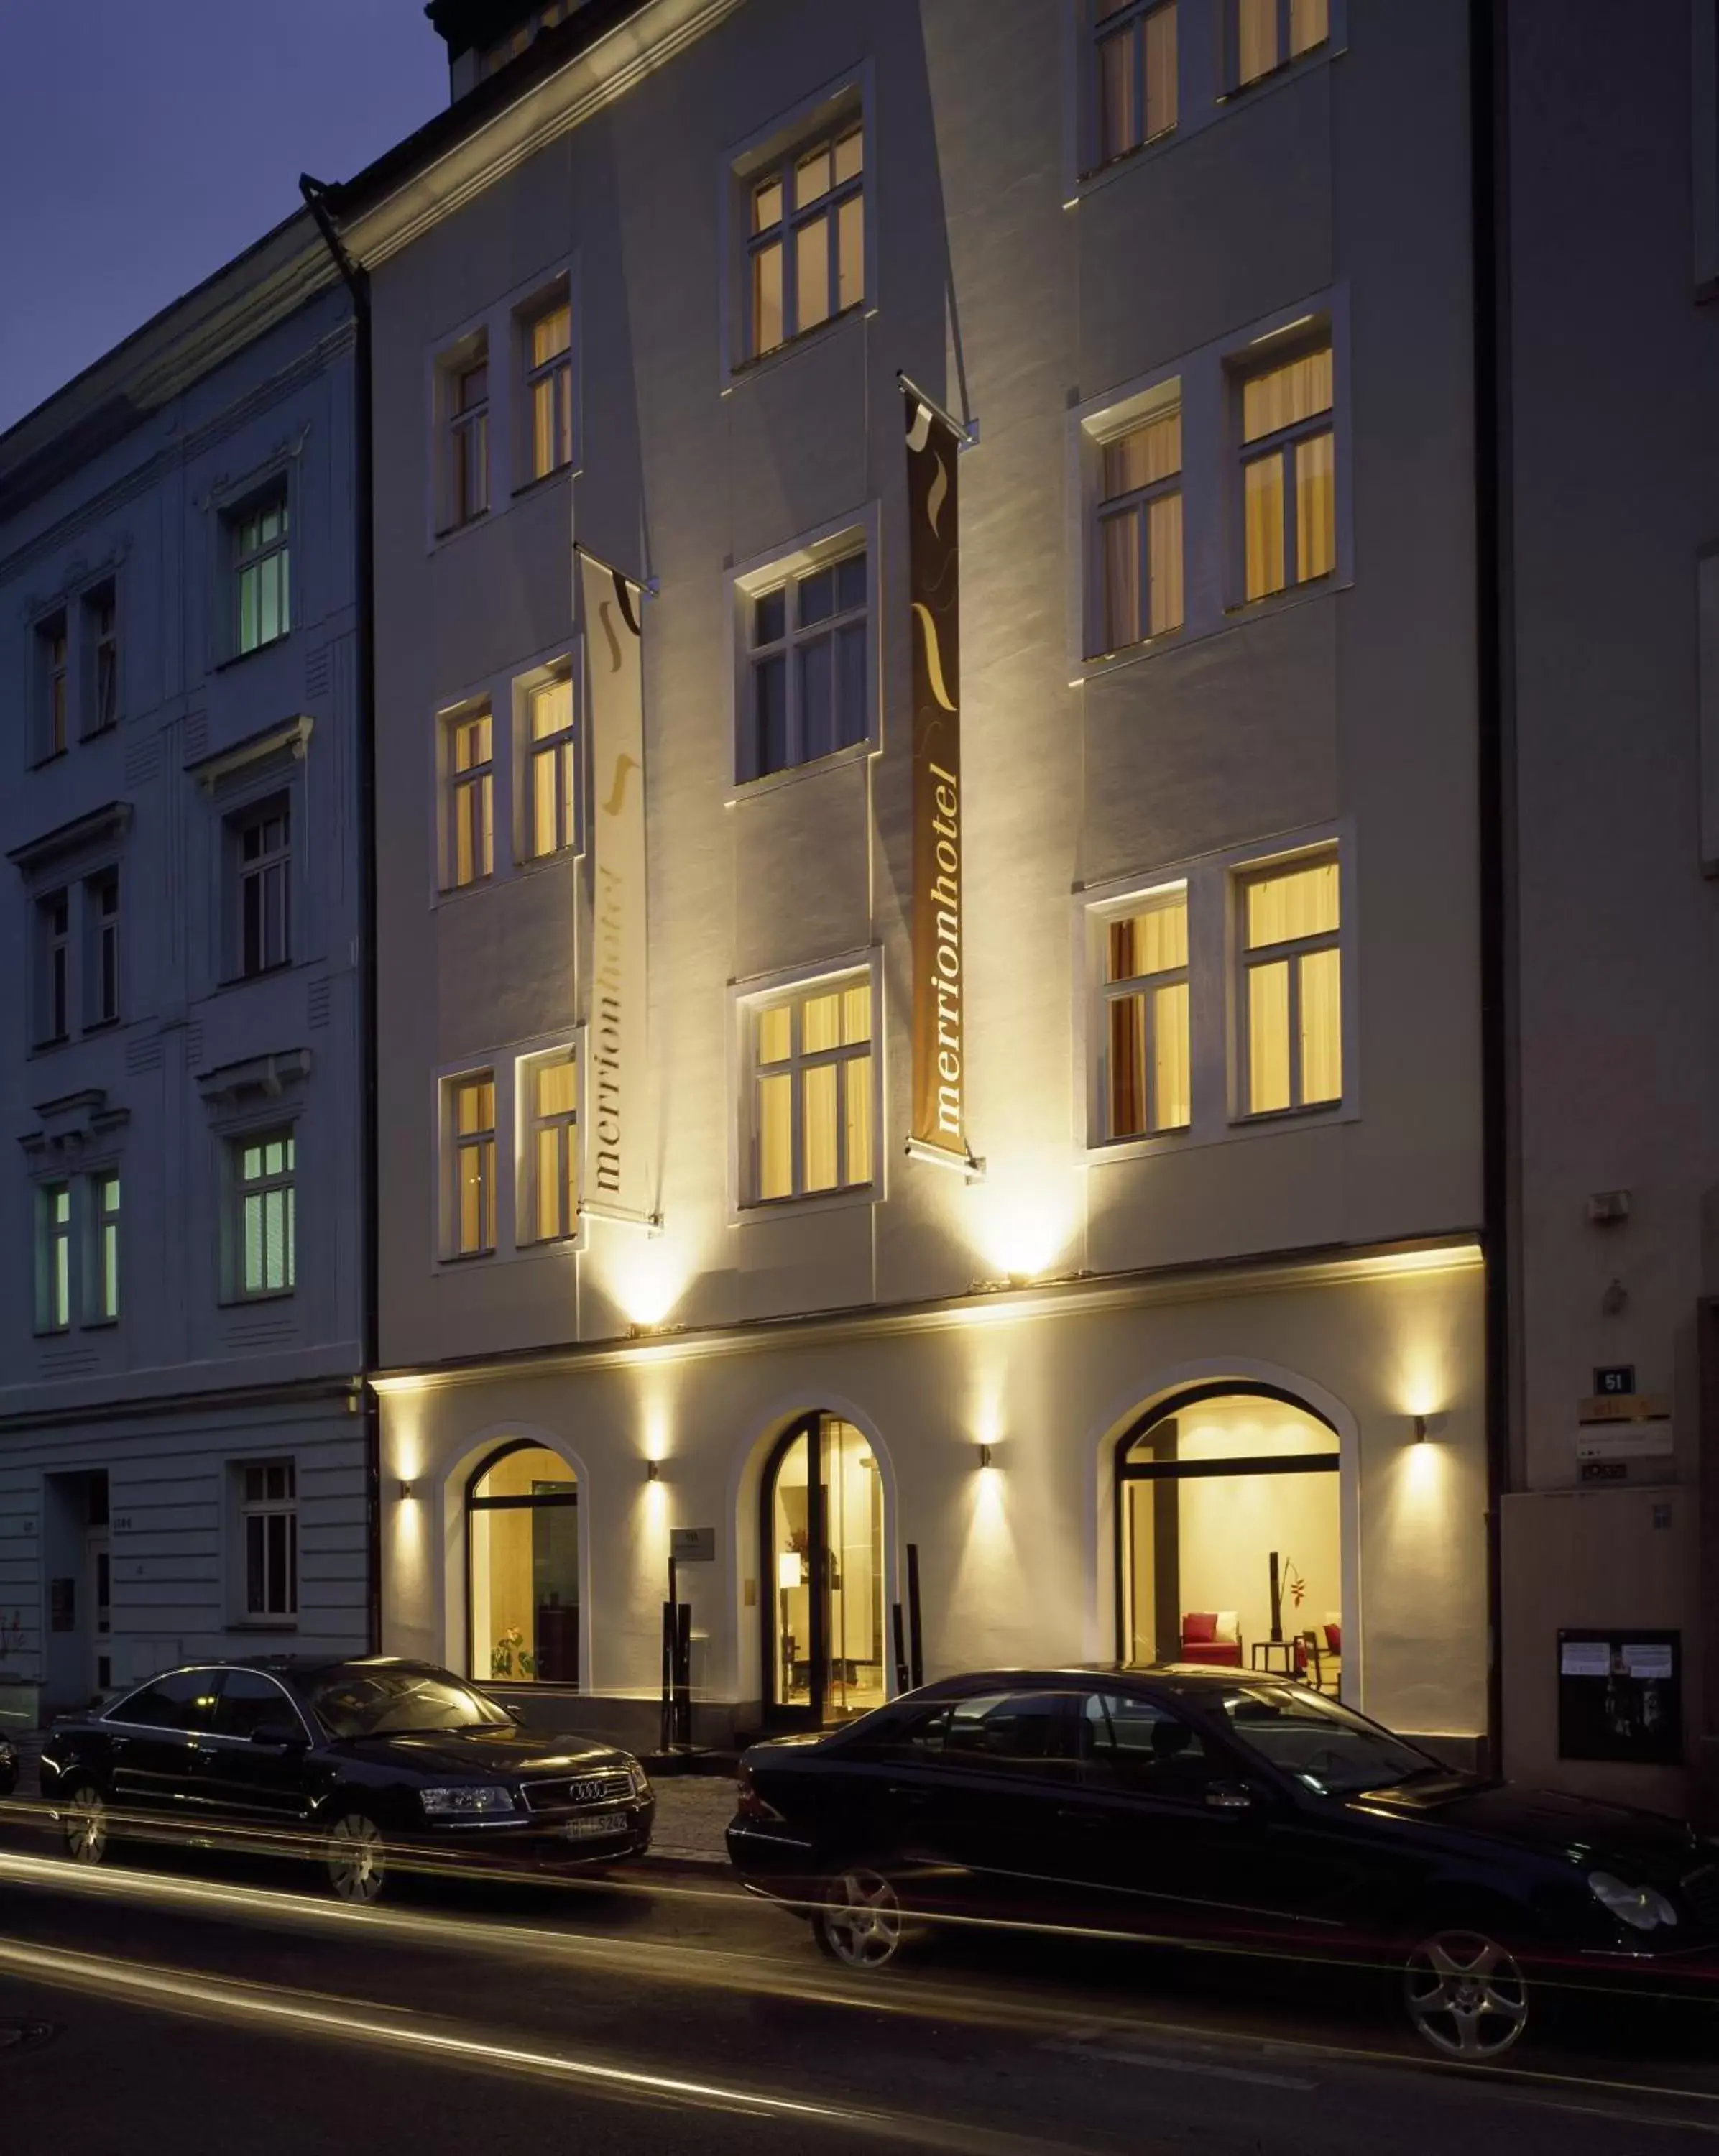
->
1203;1780;1257;1812
250;1719;307;1751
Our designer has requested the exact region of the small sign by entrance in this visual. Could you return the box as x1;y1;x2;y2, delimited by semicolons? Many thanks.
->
1593;1365;1636;1396
669;1527;715;1564
1557;1628;1682;1764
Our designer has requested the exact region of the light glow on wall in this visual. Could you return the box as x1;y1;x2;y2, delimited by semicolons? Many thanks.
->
964;1158;1080;1282
608;1234;693;1329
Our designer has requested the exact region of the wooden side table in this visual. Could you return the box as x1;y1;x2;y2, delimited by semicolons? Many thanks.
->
1250;1640;1297;1675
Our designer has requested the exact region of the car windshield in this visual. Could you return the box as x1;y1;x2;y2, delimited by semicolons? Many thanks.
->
1209;1685;1438;1797
305;1666;513;1740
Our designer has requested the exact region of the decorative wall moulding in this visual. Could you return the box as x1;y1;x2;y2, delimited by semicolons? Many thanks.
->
19;1088;132;1169
195;1047;313;1115
6;800;134;877
185;713;313;791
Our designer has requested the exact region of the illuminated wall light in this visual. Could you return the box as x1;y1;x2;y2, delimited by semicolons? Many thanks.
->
1411;1412;1448;1445
397;1480;417;1501
977;1443;994;1470
645;1459;661;1483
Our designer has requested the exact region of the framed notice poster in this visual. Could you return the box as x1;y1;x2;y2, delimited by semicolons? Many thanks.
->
1557;1628;1682;1764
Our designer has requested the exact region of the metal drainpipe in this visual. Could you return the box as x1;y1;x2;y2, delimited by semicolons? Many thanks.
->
300;175;382;1659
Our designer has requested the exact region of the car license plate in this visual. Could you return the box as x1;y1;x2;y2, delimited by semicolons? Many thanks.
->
563;1813;622;1841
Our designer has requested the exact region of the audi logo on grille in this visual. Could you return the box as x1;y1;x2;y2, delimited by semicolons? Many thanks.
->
522;1767;632;1813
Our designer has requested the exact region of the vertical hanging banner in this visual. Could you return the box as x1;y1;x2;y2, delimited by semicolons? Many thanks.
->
579;545;654;1227
904;389;971;1168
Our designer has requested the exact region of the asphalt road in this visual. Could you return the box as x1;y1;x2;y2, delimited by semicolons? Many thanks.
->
3;1797;1718;2154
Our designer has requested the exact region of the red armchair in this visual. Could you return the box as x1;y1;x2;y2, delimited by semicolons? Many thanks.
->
1178;1611;1243;1668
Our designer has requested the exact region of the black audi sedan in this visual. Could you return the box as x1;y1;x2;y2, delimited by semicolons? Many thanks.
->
39;1654;652;1902
728;1667;1719;2060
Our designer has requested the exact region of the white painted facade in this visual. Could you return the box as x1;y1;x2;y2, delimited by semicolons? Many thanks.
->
0;227;369;1715
347;0;1491;1754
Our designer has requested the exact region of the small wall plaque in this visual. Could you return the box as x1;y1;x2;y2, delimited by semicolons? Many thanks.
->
669;1527;716;1564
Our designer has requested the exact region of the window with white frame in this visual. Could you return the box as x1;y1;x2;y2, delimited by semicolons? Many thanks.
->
1093;0;1177;168
525;674;576;859
446;706;494;888
1239;343;1335;603
239;1460;298;1620
39;1182;71;1332
744;549;867;781
522;1048;578;1243
233;490;290;656
524;295;573;482
747;972;875;1204
1232;0;1329;88
38;610;68;757
235;1130;296;1297
747;121;865;361
86;581;118;734
1237;851;1342;1115
449;1072;497;1256
85;867;119;1026
1096;397;1183;653
447;345;490;529
235;800;291;975
1098;888;1190;1139
36;888;70;1045
91;1174;120;1323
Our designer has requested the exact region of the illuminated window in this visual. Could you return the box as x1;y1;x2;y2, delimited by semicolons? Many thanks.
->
1100;889;1190;1138
525;298;573;481
448;346;489;528
1097;401;1183;653
39;1182;71;1333
236;802;291;975
37;610;68;757
449;1072;497;1257
525;673;576;859
446;707;494;888
236;1131;296;1298
1239;344;1334;603
748;973;875;1204
468;1445;579;1686
239;1460;298;1620
522;1049;578;1244
1233;0;1328;88
1238;852;1341;1115
233;490;290;655
1094;0;1178;167
745;549;867;780
93;1174;121;1323
747;122;864;361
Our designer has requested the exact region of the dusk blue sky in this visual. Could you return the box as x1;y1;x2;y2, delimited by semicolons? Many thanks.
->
0;1;447;433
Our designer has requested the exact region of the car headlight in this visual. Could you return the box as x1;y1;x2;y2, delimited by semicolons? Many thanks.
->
418;1784;517;1818
627;1759;650;1797
1590;1871;1679;1931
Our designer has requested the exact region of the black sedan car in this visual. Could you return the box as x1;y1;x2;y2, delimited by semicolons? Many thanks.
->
39;1654;653;1902
729;1667;1719;2060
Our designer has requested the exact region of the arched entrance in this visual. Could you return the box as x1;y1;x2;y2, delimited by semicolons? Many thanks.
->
761;1414;887;1728
466;1441;581;1687
1116;1386;1341;1688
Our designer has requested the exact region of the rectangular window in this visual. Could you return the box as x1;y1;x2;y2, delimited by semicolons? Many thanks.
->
37;889;70;1044
236;1132;296;1297
39;612;68;758
525;675;576;860
1101;890;1191;1138
234;492;290;655
446;708;494;888
451;1072;497;1256
450;349;490;528
525;299;573;481
523;1049;578;1243
1234;0;1328;87
1097;404;1184;652
86;582;118;734
750;974;874;1204
241;1460;298;1620
86;869;119;1026
745;550;867;780
747;122;864;361
237;804;291;975
92;1174;120;1322
1238;852;1341;1114
1094;0;1178;167
40;1183;71;1332
1240;344;1335;602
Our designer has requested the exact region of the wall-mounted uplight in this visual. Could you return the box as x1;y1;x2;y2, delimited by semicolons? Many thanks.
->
1411;1414;1448;1444
977;1443;995;1470
645;1459;661;1483
397;1480;416;1501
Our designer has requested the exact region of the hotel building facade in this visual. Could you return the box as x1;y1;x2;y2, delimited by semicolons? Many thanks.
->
333;0;1492;1761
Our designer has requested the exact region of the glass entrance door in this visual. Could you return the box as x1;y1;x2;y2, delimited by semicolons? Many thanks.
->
764;1416;886;1726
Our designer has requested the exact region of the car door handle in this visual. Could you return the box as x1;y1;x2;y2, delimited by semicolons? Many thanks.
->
109;1736;129;1755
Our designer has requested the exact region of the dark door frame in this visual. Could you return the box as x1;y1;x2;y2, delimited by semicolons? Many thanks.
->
760;1412;834;1731
464;1438;581;1687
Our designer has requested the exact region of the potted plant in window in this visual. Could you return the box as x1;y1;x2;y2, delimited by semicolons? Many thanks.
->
0;1611;42;1731
490;1626;538;1680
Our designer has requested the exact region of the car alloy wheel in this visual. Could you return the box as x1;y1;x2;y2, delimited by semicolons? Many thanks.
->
1404;1927;1531;2060
813;1866;905;1971
326;1812;388;1904
62;1782;109;1866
